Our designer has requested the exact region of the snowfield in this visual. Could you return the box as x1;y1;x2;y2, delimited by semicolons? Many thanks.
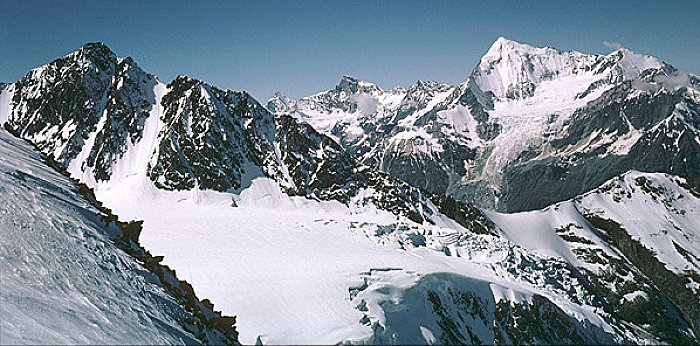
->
92;169;700;344
94;176;512;344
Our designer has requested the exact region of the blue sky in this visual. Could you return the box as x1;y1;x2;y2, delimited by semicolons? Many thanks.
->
1;1;698;100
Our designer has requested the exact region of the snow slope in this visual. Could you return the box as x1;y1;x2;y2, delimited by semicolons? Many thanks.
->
487;171;700;341
578;172;700;277
93;177;512;344
0;83;14;125
0;130;201;344
487;175;699;282
489;171;700;287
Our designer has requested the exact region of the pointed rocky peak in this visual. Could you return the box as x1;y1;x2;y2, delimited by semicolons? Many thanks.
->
479;37;570;68
483;36;534;59
77;41;117;59
165;76;258;106
336;75;360;89
479;36;576;68
162;76;209;112
268;90;291;104
48;44;155;91
43;42;119;75
4;42;164;181
407;80;451;93
473;37;673;101
401;80;453;106
339;75;359;83
18;42;116;82
471;37;608;100
169;75;204;88
271;90;286;99
334;75;383;95
294;76;386;114
164;76;270;128
150;76;277;193
267;91;295;114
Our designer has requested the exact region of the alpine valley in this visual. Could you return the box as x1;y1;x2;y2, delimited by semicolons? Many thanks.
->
1;38;698;345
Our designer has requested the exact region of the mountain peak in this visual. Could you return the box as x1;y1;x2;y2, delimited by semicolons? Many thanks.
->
171;75;204;86
407;80;451;95
271;90;294;103
76;41;117;60
340;75;359;83
483;36;536;59
492;36;520;46
334;75;382;95
267;91;295;114
19;42;122;81
81;41;112;51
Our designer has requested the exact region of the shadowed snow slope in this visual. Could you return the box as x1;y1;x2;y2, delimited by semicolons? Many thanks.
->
487;171;700;342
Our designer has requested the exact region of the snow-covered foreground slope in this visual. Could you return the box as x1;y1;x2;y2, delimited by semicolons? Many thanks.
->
0;130;204;344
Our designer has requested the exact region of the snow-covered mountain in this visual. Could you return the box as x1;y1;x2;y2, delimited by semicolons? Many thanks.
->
1;44;443;225
1;41;699;344
272;37;700;212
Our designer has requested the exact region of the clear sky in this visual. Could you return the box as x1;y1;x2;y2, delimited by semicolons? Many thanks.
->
1;1;698;100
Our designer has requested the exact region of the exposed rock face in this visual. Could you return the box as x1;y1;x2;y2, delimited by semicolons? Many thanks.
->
148;76;275;191
575;173;700;341
500;81;700;211
7;43;157;180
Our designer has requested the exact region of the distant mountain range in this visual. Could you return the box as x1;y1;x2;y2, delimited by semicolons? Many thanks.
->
1;38;698;344
269;37;700;212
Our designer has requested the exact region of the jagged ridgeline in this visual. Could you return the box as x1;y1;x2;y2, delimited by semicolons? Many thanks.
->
2;40;699;345
269;38;700;212
7;43;156;177
1;42;494;232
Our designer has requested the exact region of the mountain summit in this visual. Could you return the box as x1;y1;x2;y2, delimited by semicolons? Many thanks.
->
272;38;700;212
472;37;665;101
